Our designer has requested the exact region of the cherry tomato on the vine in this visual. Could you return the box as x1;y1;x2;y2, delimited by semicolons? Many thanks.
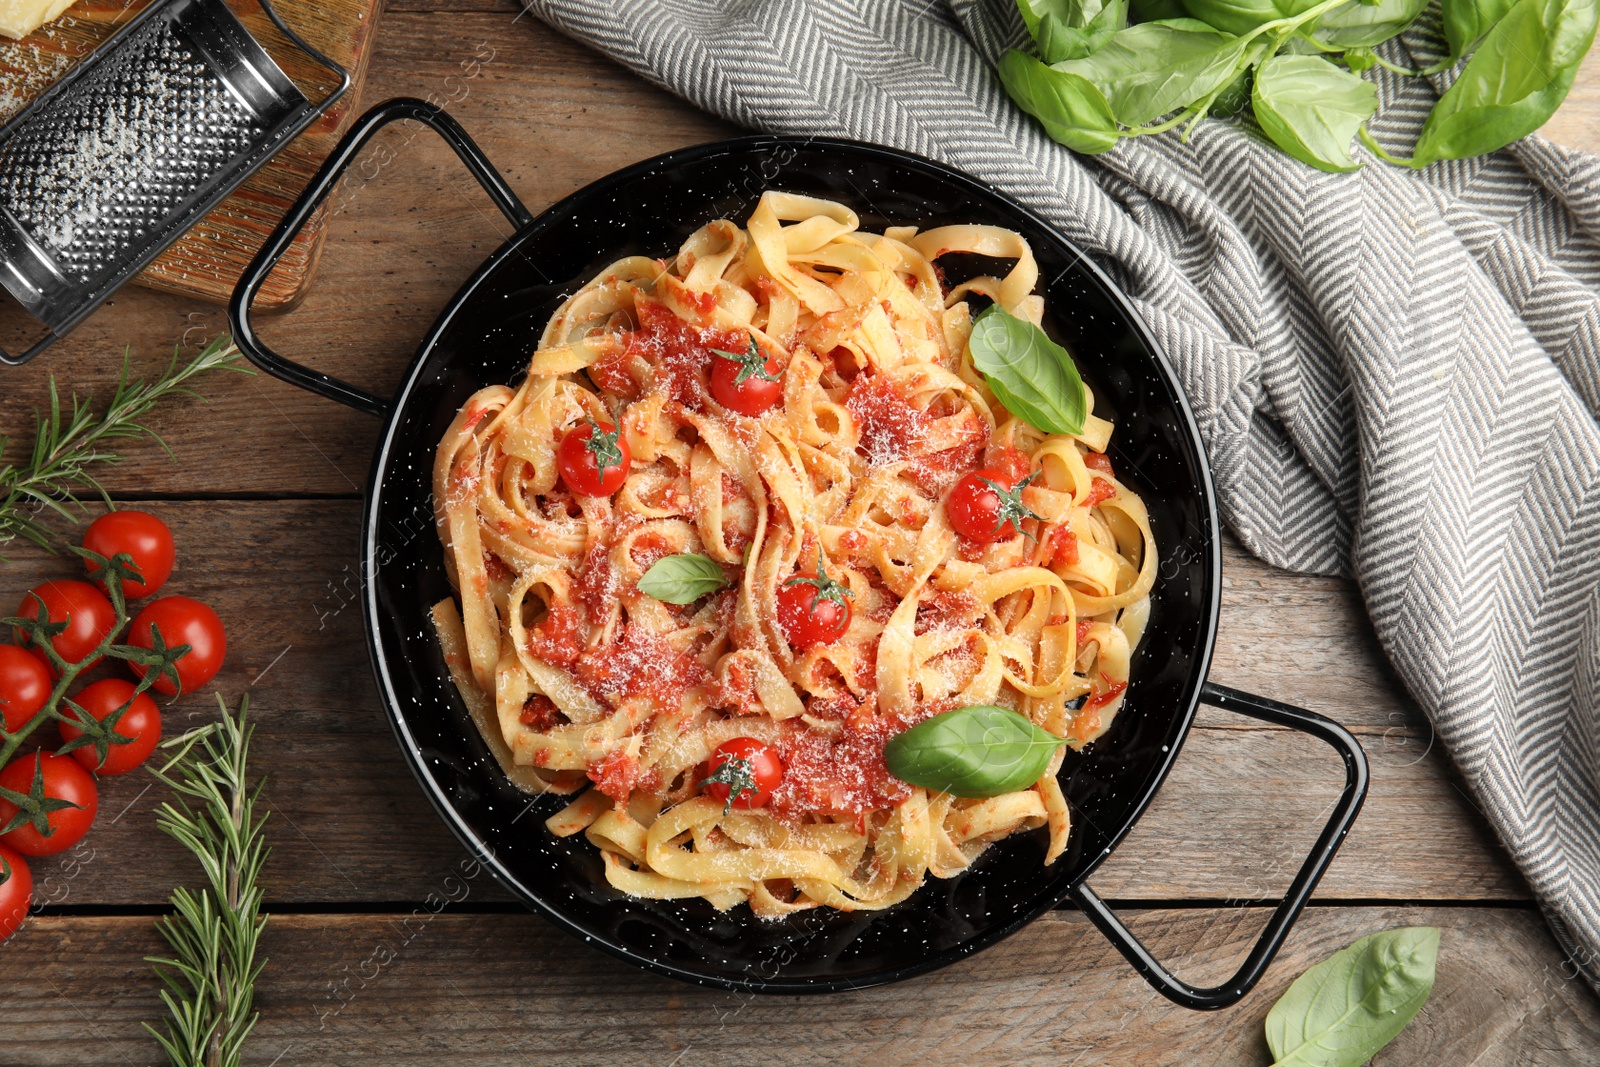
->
15;580;116;672
700;737;784;811
0;645;51;734
946;468;1043;544
557;419;631;497
127;596;226;696
0;752;97;857
777;559;854;651
59;679;162;776
82;510;175;598
0;844;30;943
709;332;785;416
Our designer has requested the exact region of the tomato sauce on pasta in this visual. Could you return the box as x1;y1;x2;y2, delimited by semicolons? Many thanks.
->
431;192;1157;916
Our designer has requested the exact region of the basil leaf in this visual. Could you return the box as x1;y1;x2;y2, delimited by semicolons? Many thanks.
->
1311;0;1428;47
1022;0;1131;61
1178;0;1320;36
1054;22;1250;127
1210;38;1271;115
1251;55;1378;172
998;50;1122;154
1018;0;1099;35
1413;0;1598;167
966;303;1088;435
1265;927;1439;1067
884;705;1068;798
636;553;730;604
1441;0;1519;58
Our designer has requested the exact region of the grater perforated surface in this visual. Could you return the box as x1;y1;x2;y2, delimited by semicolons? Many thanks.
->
0;12;264;286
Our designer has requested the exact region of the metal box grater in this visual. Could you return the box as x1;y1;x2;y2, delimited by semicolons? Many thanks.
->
0;0;347;364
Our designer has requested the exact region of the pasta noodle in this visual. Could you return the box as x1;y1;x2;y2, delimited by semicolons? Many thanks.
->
431;192;1156;916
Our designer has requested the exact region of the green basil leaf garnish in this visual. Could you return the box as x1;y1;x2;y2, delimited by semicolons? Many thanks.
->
1265;927;1439;1066
1251;55;1378;173
1412;0;1598;168
636;553;730;604
884;705;1068;798
966;304;1088;436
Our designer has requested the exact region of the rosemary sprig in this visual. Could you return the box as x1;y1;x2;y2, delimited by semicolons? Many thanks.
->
144;696;269;1067
0;336;249;556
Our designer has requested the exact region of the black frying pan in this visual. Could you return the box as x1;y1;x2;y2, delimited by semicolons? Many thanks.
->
229;98;1369;1009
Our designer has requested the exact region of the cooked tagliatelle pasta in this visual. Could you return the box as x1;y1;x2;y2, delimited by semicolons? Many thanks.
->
431;191;1157;916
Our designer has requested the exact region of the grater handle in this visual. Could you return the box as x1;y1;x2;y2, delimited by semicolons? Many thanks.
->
229;98;534;418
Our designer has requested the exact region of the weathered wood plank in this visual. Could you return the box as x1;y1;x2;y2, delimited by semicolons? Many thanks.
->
1;500;1523;906
4;905;1594;1066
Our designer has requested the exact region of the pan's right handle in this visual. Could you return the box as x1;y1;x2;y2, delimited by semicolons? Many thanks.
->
228;97;534;418
1068;682;1369;1010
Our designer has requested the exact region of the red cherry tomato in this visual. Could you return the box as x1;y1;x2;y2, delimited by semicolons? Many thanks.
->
0;645;51;734
82;510;175;598
15;580;116;672
777;562;854;650
59;679;162;776
127;596;226;696
700;737;784;810
0;844;30;942
0;752;97;856
946;468;1042;544
557;419;631;497
709;334;785;416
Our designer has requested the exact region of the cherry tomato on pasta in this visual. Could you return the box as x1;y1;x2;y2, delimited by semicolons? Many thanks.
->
709;333;785;416
0;844;30;942
557;419;631;497
777;561;853;650
15;580;116;672
0;645;51;734
1082;451;1114;476
58;679;162;776
946;468;1042;544
0;752;97;857
82;510;175;598
700;737;784;811
126;596;226;695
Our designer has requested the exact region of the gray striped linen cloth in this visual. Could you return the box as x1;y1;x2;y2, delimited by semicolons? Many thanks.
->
524;0;1600;984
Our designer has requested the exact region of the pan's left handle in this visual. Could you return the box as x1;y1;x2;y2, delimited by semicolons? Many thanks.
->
1068;681;1369;1010
228;97;534;419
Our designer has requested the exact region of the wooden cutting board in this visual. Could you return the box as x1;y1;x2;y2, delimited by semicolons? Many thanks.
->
0;0;383;310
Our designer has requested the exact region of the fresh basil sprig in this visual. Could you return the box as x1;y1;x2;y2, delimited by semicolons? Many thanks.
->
637;553;731;604
1264;926;1439;1066
967;304;1088;436
1000;0;1599;172
884;705;1068;798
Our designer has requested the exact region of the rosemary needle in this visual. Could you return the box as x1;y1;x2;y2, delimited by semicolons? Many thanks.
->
0;336;249;557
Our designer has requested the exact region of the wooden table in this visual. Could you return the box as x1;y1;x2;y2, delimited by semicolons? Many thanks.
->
5;5;1600;1064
